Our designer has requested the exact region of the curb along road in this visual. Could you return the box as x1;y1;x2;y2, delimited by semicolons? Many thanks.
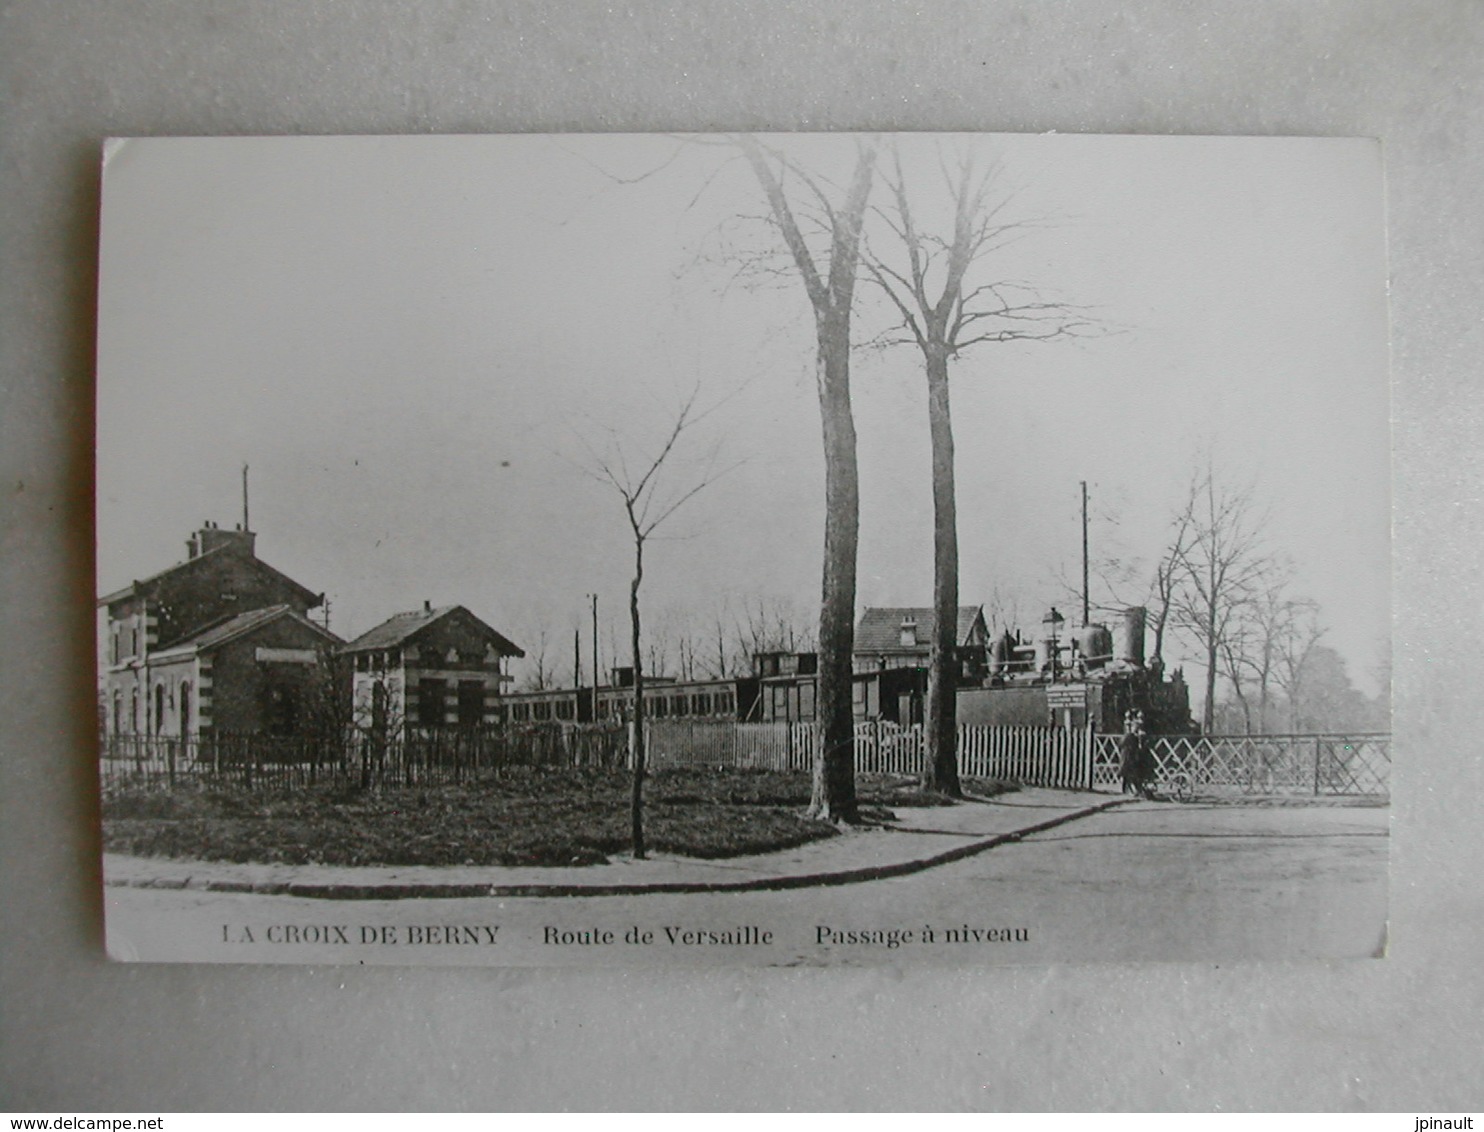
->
107;796;1134;901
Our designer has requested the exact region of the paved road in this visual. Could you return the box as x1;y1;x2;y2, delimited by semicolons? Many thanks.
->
105;800;1389;967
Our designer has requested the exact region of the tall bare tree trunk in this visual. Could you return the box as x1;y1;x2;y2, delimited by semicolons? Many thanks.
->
737;135;875;825
923;350;962;795
864;147;1086;795
630;538;647;858
813;316;860;821
1204;617;1218;734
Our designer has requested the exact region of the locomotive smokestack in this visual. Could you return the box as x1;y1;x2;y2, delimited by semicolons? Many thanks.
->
1119;606;1147;667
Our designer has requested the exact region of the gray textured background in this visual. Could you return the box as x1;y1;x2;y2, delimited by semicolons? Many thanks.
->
1;0;1479;1111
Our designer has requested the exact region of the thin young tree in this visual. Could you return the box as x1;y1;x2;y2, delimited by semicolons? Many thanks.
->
1272;596;1326;731
1148;506;1196;668
1218;575;1314;733
1167;462;1277;733
582;388;728;858
577;135;876;819
864;143;1092;794
736;135;877;822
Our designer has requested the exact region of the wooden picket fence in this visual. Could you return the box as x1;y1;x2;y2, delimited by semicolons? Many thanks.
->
957;724;1092;788
643;720;815;771
643;719;1089;788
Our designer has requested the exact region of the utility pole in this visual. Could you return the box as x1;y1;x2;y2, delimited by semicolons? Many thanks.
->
242;463;250;531
589;593;599;708
1080;479;1090;626
573;627;581;689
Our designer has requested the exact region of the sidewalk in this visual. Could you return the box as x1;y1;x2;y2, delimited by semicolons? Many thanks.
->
103;787;1131;900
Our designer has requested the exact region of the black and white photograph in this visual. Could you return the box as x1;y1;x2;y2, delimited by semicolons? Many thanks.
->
95;131;1390;967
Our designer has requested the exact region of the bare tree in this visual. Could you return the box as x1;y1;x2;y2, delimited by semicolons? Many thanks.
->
582;387;728;858
517;623;555;692
580;135;874;818
864;143;1092;794
1216;616;1260;733
1166;463;1277;733
1220;578;1323;733
708;606;733;680
1272;596;1326;731
643;636;672;683
1282;644;1373;732
1148;505;1196;668
984;585;1026;639
737;135;877;822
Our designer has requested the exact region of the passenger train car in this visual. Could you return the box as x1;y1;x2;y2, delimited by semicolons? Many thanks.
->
498;604;1194;734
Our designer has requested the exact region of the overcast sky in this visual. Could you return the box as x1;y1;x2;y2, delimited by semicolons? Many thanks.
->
96;133;1391;702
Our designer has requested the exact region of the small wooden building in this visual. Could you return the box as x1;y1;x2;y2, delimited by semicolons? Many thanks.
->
343;604;524;734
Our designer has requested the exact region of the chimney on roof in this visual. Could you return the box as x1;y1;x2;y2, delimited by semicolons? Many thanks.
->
900;616;918;648
187;522;256;560
423;600;432;613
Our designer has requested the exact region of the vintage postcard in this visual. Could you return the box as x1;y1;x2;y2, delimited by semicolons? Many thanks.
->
97;133;1390;966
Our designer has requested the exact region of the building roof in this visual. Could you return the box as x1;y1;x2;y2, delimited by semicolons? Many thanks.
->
150;604;341;657
855;606;987;654
343;605;525;658
97;544;321;610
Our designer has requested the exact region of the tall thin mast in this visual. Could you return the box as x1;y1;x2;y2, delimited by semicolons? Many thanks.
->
242;464;250;531
1080;480;1090;625
591;593;599;696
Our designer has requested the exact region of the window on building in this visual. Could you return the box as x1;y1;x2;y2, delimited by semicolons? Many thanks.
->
651;695;667;718
180;683;192;738
457;681;485;728
130;689;139;734
532;700;552;721
671;695;686;717
418;679;446;727
555;699;575;721
154;684;166;734
511;702;530;723
693;693;710;716
716;690;733;716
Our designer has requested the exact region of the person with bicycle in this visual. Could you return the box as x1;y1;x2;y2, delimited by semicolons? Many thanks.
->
1120;710;1155;798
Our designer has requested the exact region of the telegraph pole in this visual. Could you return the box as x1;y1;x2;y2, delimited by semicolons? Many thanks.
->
1080;480;1090;626
589;593;600;707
